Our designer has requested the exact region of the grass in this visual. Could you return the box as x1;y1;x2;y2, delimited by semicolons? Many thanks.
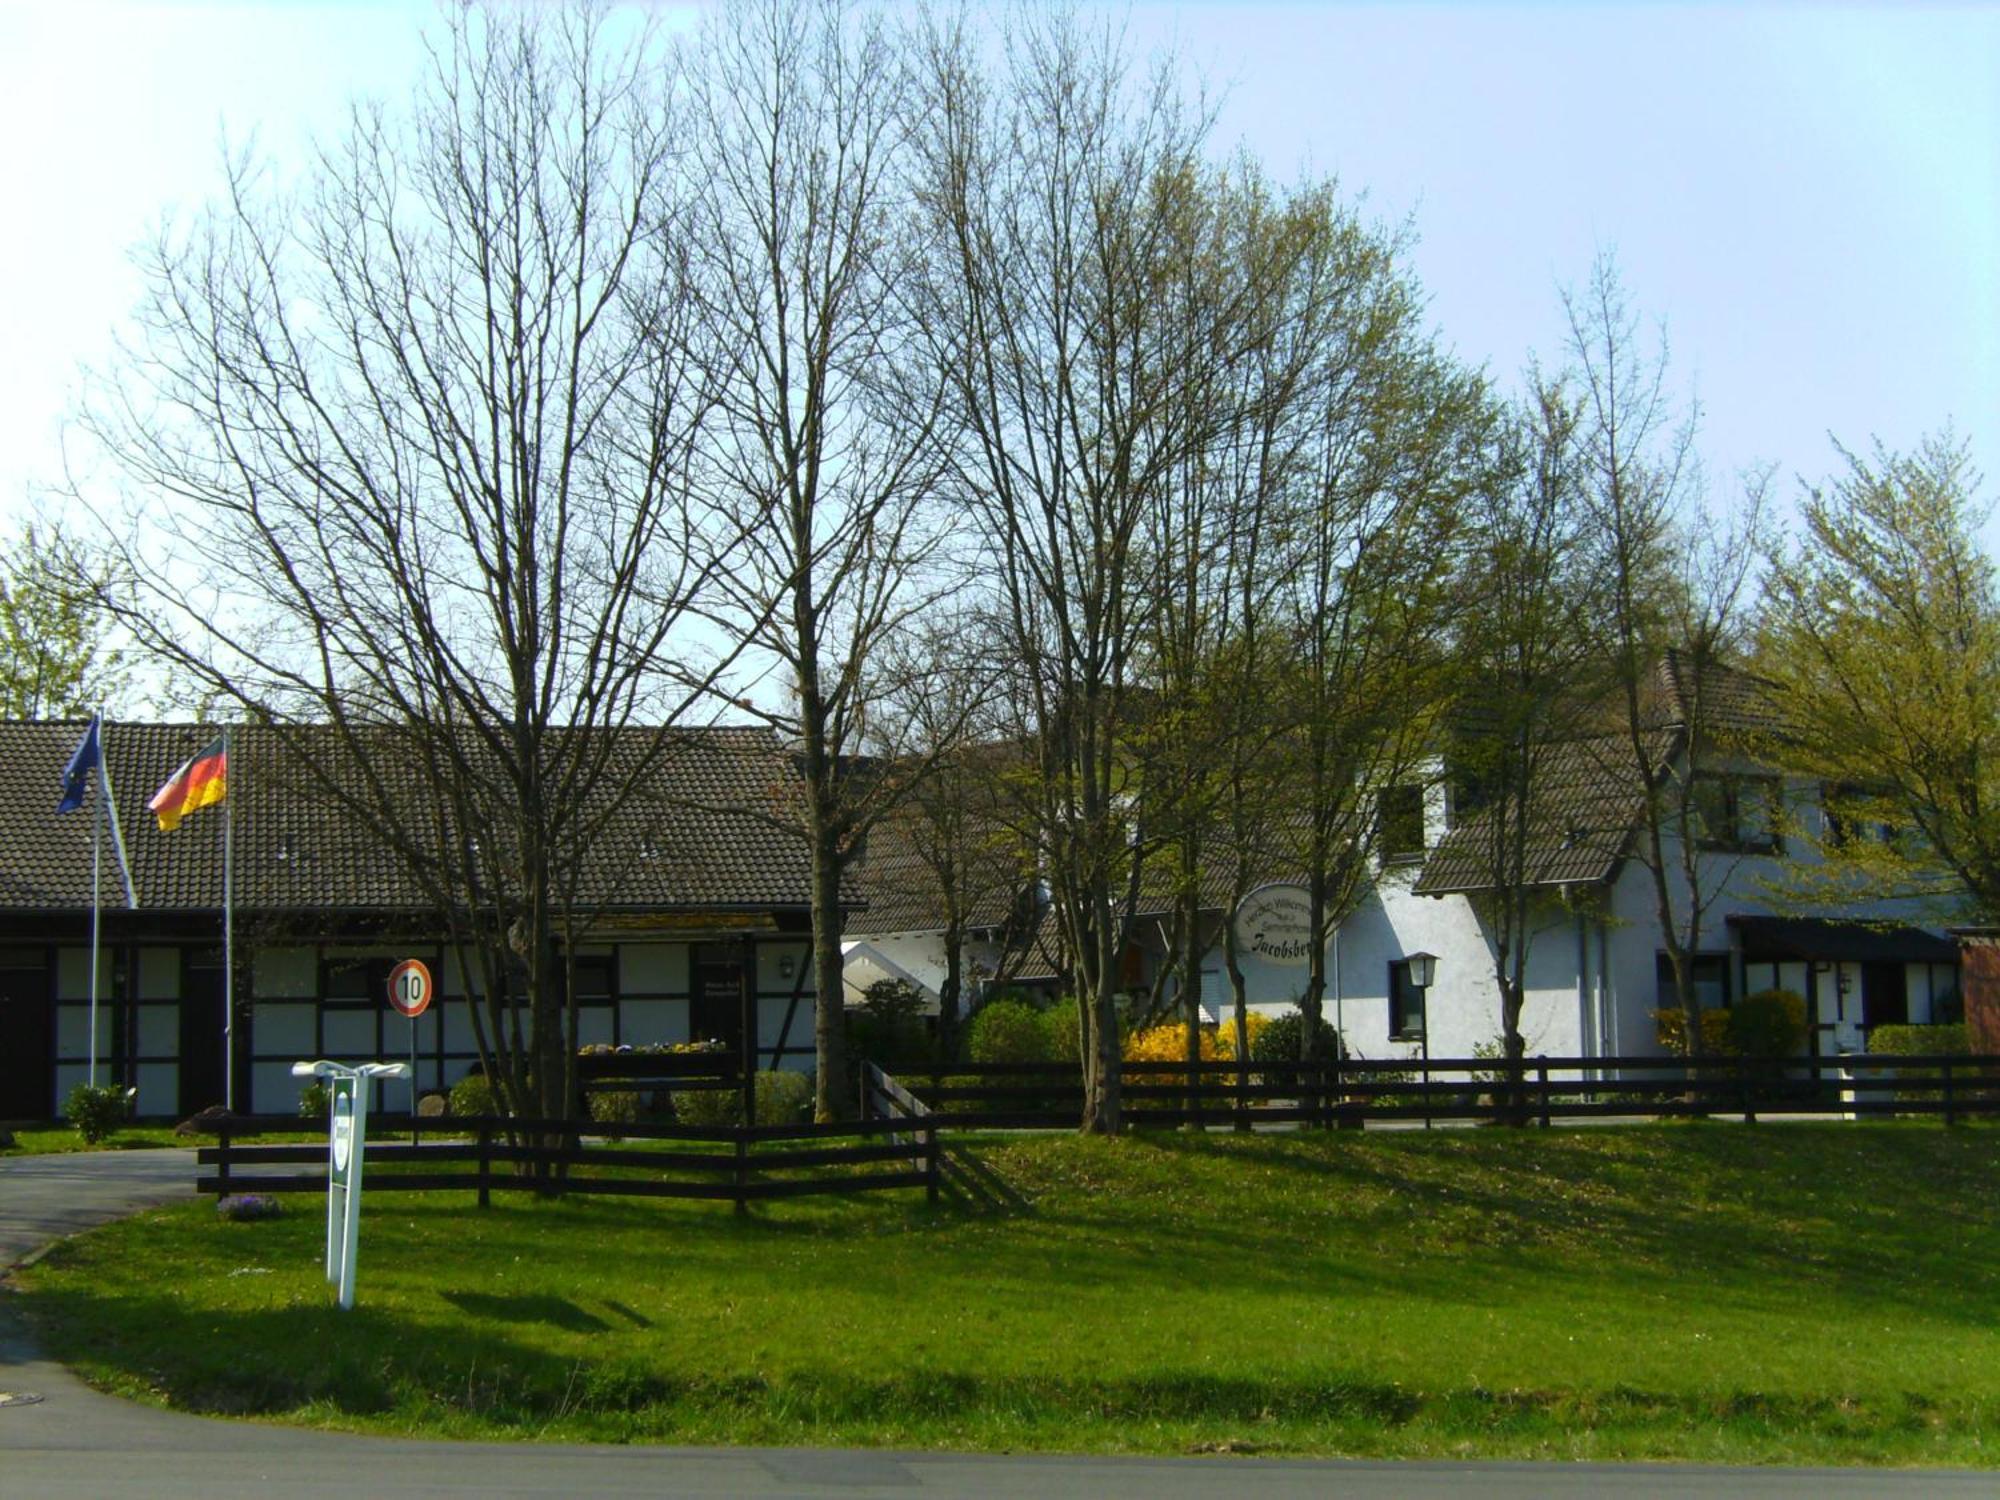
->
1;1126;327;1155
0;1126;190;1154
11;1122;2000;1464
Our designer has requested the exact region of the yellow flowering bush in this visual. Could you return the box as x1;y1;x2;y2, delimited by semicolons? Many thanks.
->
1122;1011;1269;1064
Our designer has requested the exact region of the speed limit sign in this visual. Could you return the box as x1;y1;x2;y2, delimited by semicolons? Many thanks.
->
386;958;434;1019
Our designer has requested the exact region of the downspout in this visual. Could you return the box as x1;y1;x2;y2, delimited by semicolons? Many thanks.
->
1576;909;1594;1082
1331;920;1343;1051
1597;917;1614;1060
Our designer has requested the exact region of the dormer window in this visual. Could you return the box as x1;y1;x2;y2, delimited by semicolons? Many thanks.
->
1377;784;1425;862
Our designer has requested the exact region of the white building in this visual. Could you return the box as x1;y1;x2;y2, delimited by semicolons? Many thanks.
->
845;662;1962;1064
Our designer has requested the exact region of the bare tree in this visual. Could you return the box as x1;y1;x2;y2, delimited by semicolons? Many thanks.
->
910;11;1255;1131
687;0;953;1119
71;2;739;1135
1564;254;1770;1056
866;611;1020;1058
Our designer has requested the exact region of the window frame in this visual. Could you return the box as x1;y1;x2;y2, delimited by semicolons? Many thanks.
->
1377;784;1427;864
1388;959;1427;1042
1690;773;1783;855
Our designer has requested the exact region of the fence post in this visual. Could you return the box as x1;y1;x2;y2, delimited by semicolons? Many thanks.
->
216;1120;231;1199
925;1121;940;1207
1537;1058;1551;1129
1943;1060;1957;1127
476;1121;492;1209
733;1130;749;1216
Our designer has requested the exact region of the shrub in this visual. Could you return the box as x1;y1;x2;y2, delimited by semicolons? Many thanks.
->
587;1089;644;1139
1044;997;1089;1065
1122;1013;1270;1067
966;998;1060;1064
1654;1006;1733;1057
1726;989;1808;1059
449;1072;498;1118
216;1194;282;1222
754;1069;813;1125
1123;1022;1222;1066
670;1084;738;1127
1868;1021;1972;1057
65;1082;133;1145
671;1071;813;1126
1864;1022;1973;1105
298;1081;331;1121
1249;1008;1343;1066
848;978;935;1072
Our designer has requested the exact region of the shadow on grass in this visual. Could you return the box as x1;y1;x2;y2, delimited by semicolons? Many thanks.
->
18;1277;2000;1458
439;1290;610;1333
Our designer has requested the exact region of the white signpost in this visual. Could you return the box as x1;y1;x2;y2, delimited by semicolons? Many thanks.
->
292;1059;408;1310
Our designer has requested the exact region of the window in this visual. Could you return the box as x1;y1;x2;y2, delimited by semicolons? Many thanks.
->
1656;952;1732;1011
1690;774;1781;854
1445;761;1493;830
1821;782;1896;849
1378;784;1426;862
1388;959;1427;1041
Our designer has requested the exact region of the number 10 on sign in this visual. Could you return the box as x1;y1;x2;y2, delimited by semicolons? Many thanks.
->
387;959;433;1130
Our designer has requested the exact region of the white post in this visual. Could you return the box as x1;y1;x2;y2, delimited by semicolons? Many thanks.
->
295;1059;407;1310
99;716;137;909
88;763;102;1090
222;726;235;1113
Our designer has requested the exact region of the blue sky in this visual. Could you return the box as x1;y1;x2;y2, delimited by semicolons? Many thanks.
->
2;1;1992;541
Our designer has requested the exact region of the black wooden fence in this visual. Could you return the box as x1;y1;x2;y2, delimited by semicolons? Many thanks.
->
898;1051;2000;1130
199;1111;940;1212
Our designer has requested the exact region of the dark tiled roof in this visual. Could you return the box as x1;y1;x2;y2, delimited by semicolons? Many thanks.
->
848;801;1029;936
1654;651;1784;737
1413;729;1673;895
0;720;815;915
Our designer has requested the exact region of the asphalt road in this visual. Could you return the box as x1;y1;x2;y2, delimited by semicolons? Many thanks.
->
1;1147;1993;1499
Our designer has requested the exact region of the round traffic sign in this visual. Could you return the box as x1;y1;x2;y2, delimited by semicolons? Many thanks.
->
386;958;434;1019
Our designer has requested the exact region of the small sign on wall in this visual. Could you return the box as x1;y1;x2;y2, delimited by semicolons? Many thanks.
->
1232;883;1314;968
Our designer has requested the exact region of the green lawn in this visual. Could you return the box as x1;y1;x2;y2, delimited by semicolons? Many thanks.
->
1;1126;328;1155
13;1124;2000;1464
1;1126;190;1154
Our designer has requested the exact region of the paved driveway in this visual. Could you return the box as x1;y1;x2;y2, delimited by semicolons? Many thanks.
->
1;1148;1993;1499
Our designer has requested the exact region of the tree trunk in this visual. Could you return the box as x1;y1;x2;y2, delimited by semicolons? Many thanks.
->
810;827;851;1121
938;915;964;1065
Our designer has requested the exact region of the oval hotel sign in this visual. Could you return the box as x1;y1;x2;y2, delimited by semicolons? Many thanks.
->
1232;883;1314;967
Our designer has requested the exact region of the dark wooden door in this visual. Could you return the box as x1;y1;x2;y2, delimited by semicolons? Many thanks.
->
0;958;52;1120
1862;961;1909;1031
181;953;226;1115
689;958;743;1052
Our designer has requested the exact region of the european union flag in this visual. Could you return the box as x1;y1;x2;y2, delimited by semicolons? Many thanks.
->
57;715;101;815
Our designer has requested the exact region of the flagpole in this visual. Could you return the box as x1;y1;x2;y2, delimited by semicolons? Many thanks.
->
99;716;137;909
223;725;235;1114
89;721;103;1090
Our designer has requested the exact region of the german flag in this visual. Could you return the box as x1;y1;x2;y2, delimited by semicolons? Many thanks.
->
149;735;228;831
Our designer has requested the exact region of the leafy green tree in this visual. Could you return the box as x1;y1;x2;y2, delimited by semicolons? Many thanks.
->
0;524;124;718
1449;373;1605;1087
1760;432;1995;917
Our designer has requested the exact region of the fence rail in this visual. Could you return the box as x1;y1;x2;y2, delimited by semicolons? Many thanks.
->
198;1110;940;1211
894;1051;2000;1130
